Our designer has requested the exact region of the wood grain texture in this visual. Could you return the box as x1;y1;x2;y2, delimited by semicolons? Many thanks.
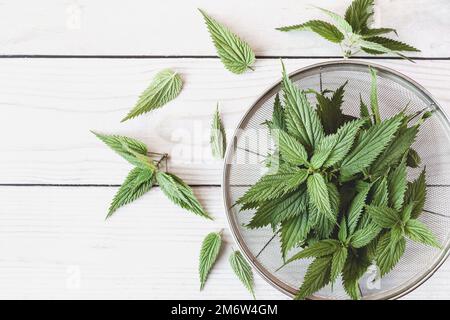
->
0;58;449;185
0;186;447;299
0;0;448;57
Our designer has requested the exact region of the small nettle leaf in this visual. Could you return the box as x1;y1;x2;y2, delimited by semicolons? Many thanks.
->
315;6;353;35
282;62;325;149
199;232;222;289
405;168;427;219
364;36;420;52
92;131;152;169
283;239;339;266
369;68;381;124
156;171;211;220
274;129;309;166
376;232;406;276
366;205;400;228
359;94;371;122
307;173;334;222
277;20;344;43
121;69;182;122
295;255;333;300
271;93;287;131
310;135;337;169
229;250;256;299
407;148;422;168
361;28;397;38
340;115;402;180
199;9;255;74
359;40;414;61
330;246;348;284
210;105;227;159
344;0;374;34
371;176;389;207
350;222;382;248
316;81;347;134
388;160;408;211
347;182;372;234
107;167;155;219
405;219;441;249
342;249;371;300
280;212;315;259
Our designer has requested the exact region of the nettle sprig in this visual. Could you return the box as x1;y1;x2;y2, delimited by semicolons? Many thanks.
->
277;0;419;59
236;62;440;300
92;132;211;220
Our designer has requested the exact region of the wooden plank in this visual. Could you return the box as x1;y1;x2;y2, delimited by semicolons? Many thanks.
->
0;186;447;299
0;0;449;57
1;58;450;185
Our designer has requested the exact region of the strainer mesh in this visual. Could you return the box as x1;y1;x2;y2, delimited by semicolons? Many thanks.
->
223;61;450;300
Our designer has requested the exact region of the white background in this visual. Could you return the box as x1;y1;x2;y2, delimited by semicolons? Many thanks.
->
0;0;449;299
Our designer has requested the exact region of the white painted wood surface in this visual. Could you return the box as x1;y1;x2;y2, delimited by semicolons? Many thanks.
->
0;0;449;300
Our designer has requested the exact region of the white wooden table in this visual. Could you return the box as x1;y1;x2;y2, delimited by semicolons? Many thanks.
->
0;0;449;300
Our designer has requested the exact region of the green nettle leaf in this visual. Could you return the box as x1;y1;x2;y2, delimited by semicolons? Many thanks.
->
310;135;337;169
307;173;334;222
284;240;339;266
347;182;372;234
282;63;325;149
237;165;308;205
315;6;353;35
199;9;255;74
295;255;333;300
229;250;256;299
247;187;308;229
369;68;381;124
316;81;347;134
342;249;371;300
107;167;154;219
210;105;227;159
344;0;374;34
350;222;382;248
364;37;420;52
199;232;222;289
407;148;422;168
371;176;389;207
340;115;402;179
323;119;364;168
121;69;182;122
359;94;372;123
330;246;348;283
405;219;441;249
92;132;153;169
277;20;344;43
359;40;414;61
361;28;397;38
376;232;406;276
156;171;211;219
280;212;315;258
366;205;400;228
404;169;427;219
388;160;407;211
338;218;348;243
274;130;309;166
271;93;287;131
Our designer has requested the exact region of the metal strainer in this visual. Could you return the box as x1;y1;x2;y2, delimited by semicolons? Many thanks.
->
222;60;450;300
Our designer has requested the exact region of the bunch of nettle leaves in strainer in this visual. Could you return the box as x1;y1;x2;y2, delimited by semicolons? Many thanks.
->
235;63;441;300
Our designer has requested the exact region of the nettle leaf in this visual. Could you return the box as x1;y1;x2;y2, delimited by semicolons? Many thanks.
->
340;115;402;180
371;125;418;175
404;168;427;219
316;81;347;134
342;248;371;300
210;105;227;159
237;165;308;205
229;250;256;299
199;9;255;74
310;135;337;169
315;6;353;35
282;62;325;149
107;167;155;218
274;130;309;166
376;232;406;276
277;20;344;43
359;94;371;122
199;232;222;289
364;36;420;52
323;119;364;168
407;148;421;168
388;160;407;211
284;240;339;265
156;171;211;219
350;222;382;248
92;132;153;169
280;212;315;258
347;182;372;234
330;246;348;284
307;173;334;222
405;219;441;249
362;28;397;38
371;176;389;207
359;40;414;61
344;0;374;34
295;255;333;300
247;186;308;229
271;93;287;131
121;69;182;122
369;68;381;124
366;205;400;228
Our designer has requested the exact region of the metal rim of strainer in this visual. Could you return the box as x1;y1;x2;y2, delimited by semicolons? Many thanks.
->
222;59;450;300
